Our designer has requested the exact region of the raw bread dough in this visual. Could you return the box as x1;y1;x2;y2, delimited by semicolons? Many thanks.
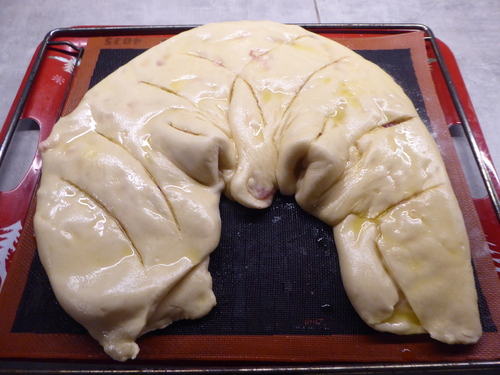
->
34;21;481;361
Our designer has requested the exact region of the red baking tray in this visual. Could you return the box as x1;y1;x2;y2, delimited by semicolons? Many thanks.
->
1;24;500;373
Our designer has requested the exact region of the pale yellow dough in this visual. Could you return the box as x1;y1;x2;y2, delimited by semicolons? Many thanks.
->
34;20;481;361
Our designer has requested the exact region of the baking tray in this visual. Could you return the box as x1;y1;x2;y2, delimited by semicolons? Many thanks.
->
1;24;500;373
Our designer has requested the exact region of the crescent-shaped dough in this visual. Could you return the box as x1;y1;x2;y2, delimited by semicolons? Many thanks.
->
34;21;482;361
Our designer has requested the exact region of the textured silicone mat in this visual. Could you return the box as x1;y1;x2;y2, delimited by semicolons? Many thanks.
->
1;30;500;364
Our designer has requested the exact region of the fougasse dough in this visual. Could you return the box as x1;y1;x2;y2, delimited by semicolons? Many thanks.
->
34;20;482;361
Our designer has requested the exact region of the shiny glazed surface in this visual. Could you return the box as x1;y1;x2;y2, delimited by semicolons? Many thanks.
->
34;21;481;361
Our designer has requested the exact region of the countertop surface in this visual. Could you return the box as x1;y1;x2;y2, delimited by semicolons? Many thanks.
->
1;0;499;181
0;2;500;373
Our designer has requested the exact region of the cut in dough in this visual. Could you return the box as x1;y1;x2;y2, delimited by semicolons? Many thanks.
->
34;21;482;361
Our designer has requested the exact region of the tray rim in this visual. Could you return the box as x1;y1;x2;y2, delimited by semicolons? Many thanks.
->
1;359;500;374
